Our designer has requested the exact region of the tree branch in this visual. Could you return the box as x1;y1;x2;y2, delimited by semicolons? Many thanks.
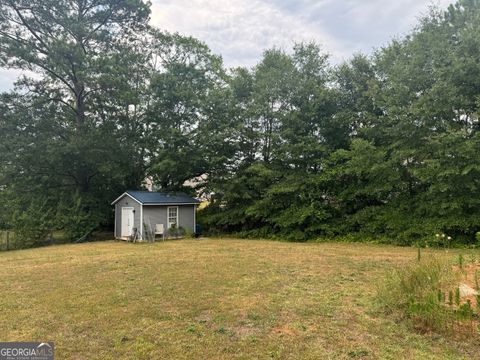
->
8;0;51;51
83;6;114;44
29;60;76;94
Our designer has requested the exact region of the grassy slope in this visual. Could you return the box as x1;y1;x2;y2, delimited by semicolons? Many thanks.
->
0;240;478;359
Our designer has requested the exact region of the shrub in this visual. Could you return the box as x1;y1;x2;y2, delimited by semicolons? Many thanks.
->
378;256;458;334
10;198;55;248
167;224;186;239
430;233;452;248
184;226;195;239
57;193;99;241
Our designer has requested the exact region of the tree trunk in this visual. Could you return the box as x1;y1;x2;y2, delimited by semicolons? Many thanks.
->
73;80;89;192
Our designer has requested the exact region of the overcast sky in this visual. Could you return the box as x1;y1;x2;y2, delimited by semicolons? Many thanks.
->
0;0;453;91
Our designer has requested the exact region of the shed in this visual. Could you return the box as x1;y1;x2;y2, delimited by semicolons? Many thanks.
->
111;191;200;240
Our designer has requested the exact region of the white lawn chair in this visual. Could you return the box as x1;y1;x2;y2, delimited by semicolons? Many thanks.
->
155;224;165;241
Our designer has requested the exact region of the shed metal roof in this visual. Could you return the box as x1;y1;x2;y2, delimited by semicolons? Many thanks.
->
112;191;200;205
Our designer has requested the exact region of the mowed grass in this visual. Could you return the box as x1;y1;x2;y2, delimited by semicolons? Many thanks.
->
0;240;478;359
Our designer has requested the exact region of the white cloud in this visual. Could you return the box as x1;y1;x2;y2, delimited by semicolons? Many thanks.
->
150;0;341;67
0;0;455;91
150;0;454;67
0;69;22;92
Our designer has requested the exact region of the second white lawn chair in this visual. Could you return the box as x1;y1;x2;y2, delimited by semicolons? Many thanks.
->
155;224;165;241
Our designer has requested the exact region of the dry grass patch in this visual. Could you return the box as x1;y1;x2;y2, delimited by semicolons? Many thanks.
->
0;240;479;359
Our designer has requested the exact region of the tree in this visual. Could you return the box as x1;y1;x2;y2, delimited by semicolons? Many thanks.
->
145;31;233;192
202;43;338;239
0;0;151;242
203;1;480;244
0;0;150;191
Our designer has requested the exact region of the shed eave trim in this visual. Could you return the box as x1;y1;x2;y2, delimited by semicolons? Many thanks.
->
111;192;143;206
142;203;199;206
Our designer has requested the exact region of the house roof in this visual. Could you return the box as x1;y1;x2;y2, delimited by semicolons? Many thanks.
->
112;191;200;205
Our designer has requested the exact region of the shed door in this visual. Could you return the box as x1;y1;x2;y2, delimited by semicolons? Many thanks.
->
121;207;134;237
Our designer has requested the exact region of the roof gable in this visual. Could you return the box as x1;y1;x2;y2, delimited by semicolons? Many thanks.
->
112;191;199;205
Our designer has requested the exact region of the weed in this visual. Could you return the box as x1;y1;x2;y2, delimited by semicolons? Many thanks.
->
379;256;457;334
448;290;453;306
187;324;196;333
458;301;473;320
469;254;476;265
348;349;371;358
459;254;464;270
455;287;460;306
216;326;226;334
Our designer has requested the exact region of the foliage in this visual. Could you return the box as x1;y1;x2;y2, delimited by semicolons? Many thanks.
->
201;0;480;245
0;1;228;245
0;0;151;244
145;31;232;191
167;225;186;239
379;256;461;335
1;0;480;246
7;196;55;248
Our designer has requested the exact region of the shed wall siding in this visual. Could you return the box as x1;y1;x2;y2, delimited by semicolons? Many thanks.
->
114;195;141;238
142;206;167;233
143;205;195;234
178;205;195;232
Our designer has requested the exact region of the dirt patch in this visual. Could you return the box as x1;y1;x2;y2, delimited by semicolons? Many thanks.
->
270;324;298;337
195;311;213;325
233;325;259;339
452;263;480;308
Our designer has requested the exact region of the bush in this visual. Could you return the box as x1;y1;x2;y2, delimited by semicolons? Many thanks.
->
167;224;186;239
10;198;55;249
378;256;459;334
56;194;99;241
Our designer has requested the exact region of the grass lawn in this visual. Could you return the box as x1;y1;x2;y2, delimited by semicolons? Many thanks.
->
0;239;479;359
